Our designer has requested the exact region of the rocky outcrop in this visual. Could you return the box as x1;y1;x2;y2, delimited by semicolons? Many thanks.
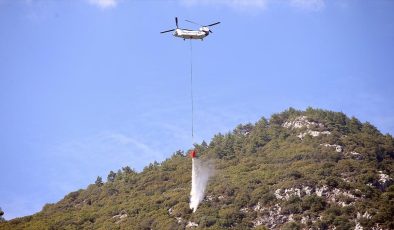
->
282;116;332;139
282;116;324;129
321;143;343;152
345;151;364;160
112;211;128;224
237;183;372;229
252;203;287;228
186;221;199;228
377;171;393;190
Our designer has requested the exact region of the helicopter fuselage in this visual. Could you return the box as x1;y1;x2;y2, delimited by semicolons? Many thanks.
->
173;27;210;40
161;18;219;40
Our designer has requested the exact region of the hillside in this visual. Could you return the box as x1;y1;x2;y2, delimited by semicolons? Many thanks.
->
1;108;393;230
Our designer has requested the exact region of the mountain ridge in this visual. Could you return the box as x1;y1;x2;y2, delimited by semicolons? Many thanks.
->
1;107;393;230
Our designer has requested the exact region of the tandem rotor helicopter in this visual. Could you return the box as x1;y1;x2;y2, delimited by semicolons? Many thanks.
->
161;17;220;40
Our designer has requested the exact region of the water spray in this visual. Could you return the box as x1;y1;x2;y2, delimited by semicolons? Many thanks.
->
189;150;213;212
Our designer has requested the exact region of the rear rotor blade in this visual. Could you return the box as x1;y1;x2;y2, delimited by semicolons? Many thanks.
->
175;17;179;28
161;29;175;34
206;22;220;27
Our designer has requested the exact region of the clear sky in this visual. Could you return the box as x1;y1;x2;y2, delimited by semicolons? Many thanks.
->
0;0;393;220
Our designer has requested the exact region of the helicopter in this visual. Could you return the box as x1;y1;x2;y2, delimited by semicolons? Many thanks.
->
161;17;220;40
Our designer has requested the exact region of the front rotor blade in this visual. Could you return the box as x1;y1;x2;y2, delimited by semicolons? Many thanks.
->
206;22;220;27
185;20;201;26
161;29;175;34
175;17;179;28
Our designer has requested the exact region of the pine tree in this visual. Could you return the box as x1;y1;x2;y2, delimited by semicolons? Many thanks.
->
107;171;116;183
0;207;4;222
95;176;103;187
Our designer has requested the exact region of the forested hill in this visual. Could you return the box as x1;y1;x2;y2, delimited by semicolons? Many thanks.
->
1;108;393;230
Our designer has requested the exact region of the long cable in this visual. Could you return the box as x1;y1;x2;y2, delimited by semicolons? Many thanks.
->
190;39;194;145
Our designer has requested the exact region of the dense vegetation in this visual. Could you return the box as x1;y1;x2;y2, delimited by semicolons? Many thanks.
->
1;108;393;229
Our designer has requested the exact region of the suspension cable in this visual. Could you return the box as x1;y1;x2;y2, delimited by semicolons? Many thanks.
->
190;39;194;145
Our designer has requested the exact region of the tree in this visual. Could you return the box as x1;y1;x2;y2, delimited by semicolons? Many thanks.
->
201;140;208;149
0;207;5;222
107;171;116;183
95;176;103;187
116;169;123;180
122;166;135;174
347;117;362;133
247;118;270;153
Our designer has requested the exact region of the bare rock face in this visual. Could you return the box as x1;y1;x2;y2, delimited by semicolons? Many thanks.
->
186;221;198;228
343;151;364;160
365;171;393;190
112;211;128;224
378;171;391;184
175;217;183;224
377;171;393;190
242;183;372;229
252;203;287;228
282;116;324;129
321;143;343;152
298;130;331;139
282;116;332;139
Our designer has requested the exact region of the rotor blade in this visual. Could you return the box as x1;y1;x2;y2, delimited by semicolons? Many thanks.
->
161;29;175;34
209;29;213;33
185;20;201;26
175;17;179;28
206;22;221;27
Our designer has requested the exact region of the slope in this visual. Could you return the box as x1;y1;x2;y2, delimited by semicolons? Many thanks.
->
1;107;393;230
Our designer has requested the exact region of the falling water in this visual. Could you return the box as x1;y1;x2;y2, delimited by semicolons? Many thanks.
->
190;158;213;212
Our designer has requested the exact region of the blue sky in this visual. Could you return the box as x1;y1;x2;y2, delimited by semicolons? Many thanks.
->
0;0;393;220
